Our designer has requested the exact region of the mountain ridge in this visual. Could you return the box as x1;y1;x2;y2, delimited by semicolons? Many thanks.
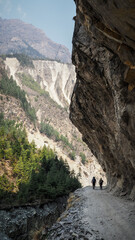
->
0;17;71;63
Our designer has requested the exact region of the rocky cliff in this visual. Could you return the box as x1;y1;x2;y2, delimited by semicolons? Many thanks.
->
0;18;71;63
70;0;135;199
0;197;67;240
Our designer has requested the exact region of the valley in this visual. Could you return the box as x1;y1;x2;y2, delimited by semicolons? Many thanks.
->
1;55;106;187
0;1;135;238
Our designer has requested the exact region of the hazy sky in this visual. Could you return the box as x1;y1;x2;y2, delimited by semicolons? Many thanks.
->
0;0;76;52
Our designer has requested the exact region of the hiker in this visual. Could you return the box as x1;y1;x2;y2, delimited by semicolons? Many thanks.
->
91;176;96;189
99;178;103;190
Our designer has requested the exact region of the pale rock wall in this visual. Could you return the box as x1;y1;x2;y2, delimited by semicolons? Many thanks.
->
5;58;76;107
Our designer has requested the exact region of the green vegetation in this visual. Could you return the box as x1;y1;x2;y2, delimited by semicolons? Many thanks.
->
40;122;73;150
0;53;67;65
35;96;38;102
40;123;87;163
0;54;34;68
18;73;49;96
17;72;63;110
14;54;34;68
40;122;59;139
0;115;81;204
0;73;37;123
80;152;87;165
69;151;76;161
0;174;14;192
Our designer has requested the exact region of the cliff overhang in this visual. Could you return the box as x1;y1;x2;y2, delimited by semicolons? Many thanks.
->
70;0;135;199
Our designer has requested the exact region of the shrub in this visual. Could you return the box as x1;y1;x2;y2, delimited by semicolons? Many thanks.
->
15;54;34;68
69;151;76;160
40;122;73;149
0;74;37;123
80;152;87;165
17;73;63;110
18;73;51;100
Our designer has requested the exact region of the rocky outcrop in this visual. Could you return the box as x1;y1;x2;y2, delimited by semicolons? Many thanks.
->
46;189;92;240
46;187;135;240
70;0;135;199
0;197;67;240
0;18;71;63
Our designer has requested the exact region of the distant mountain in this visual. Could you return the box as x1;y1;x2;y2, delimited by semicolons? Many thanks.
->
0;17;71;63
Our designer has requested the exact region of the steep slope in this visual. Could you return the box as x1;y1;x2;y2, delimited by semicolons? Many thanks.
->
5;57;76;107
1;57;106;187
70;0;135;199
0;18;71;63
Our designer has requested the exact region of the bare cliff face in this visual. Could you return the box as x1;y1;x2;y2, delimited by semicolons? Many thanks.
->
70;0;135;199
28;60;76;107
5;58;76;107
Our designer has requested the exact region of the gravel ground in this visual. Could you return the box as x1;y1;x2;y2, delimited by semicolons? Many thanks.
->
46;186;135;240
82;187;135;240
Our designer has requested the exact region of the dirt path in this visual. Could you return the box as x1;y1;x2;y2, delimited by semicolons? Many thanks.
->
47;186;135;239
82;186;135;240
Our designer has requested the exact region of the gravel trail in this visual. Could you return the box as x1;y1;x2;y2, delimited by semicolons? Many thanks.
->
47;186;135;239
82;187;135;240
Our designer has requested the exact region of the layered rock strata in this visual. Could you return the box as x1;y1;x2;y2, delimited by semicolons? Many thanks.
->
70;0;135;198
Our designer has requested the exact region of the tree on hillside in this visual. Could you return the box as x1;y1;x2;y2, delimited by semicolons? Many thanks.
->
0;117;81;204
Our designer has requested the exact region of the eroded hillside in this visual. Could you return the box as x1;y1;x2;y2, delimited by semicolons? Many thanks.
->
0;57;106;186
5;57;76;107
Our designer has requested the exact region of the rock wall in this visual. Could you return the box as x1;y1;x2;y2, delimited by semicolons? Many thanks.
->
0;197;67;240
32;60;76;107
70;0;135;199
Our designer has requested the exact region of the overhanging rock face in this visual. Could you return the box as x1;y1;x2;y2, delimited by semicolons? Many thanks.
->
70;0;135;199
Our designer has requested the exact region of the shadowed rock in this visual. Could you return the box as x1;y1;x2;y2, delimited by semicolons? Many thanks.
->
70;0;135;199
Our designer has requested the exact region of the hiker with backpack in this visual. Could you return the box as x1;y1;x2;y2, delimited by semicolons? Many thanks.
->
99;178;104;190
91;176;96;189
